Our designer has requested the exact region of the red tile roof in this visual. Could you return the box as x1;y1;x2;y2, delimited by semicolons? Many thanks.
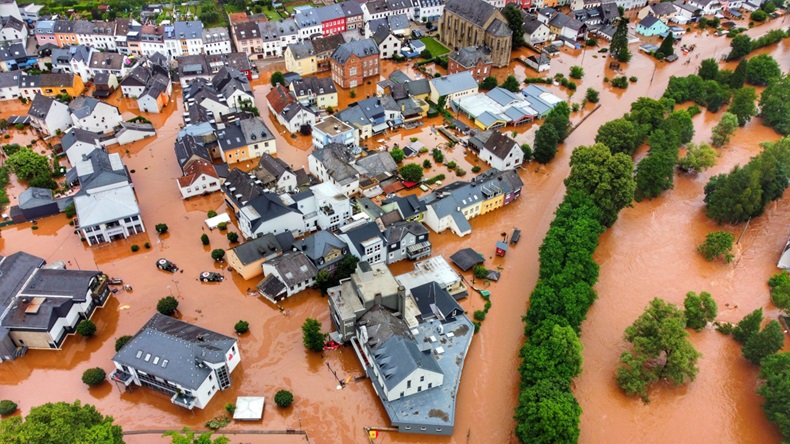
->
177;159;218;188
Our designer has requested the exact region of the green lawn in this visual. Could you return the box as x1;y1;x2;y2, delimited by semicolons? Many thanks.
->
263;8;283;21
420;37;450;58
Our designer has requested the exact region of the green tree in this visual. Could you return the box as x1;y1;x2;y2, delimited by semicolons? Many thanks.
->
729;87;758;126
399;163;424;182
76;320;96;337
211;249;226;261
234;320;249;334
513;378;581;444
759;75;790;135
728;34;753;60
114;335;132;352
698;58;719;81
585;87;599;103
0;400;18;416
545;102;572;142
594;118;642;156
0;401;122;443
564;143;635;228
732;308;763;343
627;97;666;132
502;4;526;48
683;291;718;331
274;390;293;408
270;71;285;87
634;130;680;200
616;298;702;402
334;254;359;281
763;1;777;12
6;148;51;181
697;231;734;262
502;75;521;93
157;296;179;316
677;142;718;173
659;110;695;145
155;223;168;234
746;54;781;86
521;144;533;162
390;147;404;163
533;124;559;164
519;321;583;387
163;427;229;444
711;112;738;147
731;59;748;89
611;18;632;62
201;233;210;245
769;273;790;315
226;232;239;243
315;269;334;295
750;9;768;21
743;320;784;364
756;353;790;441
658;34;675;58
81;368;106;386
569;65;584;79
479;76;498;90
302;318;326;352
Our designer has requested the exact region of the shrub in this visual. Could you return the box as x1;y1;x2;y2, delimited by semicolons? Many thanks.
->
234;320;250;334
217;222;228;231
76;320;96;337
0;400;17;415
325;106;334;114
473;264;488;279
423;159;431;168
64;204;76;218
432;148;444;163
205;416;231;430
629;76;638;83
144;242;151;249
207;210;217;218
130;244;139;252
473;310;486;321
349;90;356;98
697;231;735;262
225;403;236;415
687;105;701;117
227;232;239;243
211;249;226;261
201;233;210;245
114;335;132;352
155;223;168;234
275;390;294;408
157;296;179;316
569;65;584;79
81;367;106;386
446;161;457;169
611;76;629;88
472;165;481;173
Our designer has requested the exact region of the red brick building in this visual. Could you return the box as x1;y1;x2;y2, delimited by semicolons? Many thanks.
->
330;38;380;89
447;46;493;83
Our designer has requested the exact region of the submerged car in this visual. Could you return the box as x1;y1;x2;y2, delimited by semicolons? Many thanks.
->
199;272;224;282
156;258;178;273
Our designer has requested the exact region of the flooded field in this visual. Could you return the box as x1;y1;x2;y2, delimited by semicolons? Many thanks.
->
1;17;789;443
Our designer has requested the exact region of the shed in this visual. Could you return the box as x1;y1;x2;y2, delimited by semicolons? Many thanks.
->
205;212;231;229
495;241;508;257
450;248;484;271
233;396;265;421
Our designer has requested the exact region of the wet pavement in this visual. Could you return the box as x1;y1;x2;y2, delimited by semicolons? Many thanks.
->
0;18;789;443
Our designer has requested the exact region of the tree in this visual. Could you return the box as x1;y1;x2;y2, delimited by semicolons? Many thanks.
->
698;58;719;81
315;269;335;295
390;147;404;163
274;390;293;408
270;71;285;87
211;249;226;261
155;223;168;234
163;427;229;444
502;4;526;48
743;320;784;364
769;273;790;315
334;254;359;281
479;76;498;90
731;59;748;89
634;130;680;200
763;0;777;12
728;34;753;60
502;75;521;93
518;322;583;387
521;144;533;162
732;308;763;343
658;34;675;58
697;231;734;262
610;18;632;62
684;291;718;331
0;401;122;443
678;142;718;173
157;296;179;316
302;318;326;352
423;159;432;168
569;65;584;79
564;143;636;228
711;112;738;147
201;233;210;245
756;353;790;441
627;97;666;132
746;54;781;86
759;75;790;135
616;298;701;402
226;232;239;243
544;102;572;142
585;88;599;103
419;48;432;59
594;118;642;155
6;148;51;181
533;123;559;164
114;335;132;352
659;110;695;145
751;9;768;21
234;320;249;334
207;210;217;218
0;400;17;416
81;368;106;386
729;87;758;126
399;163;423;182
513;378;581;444
76;320;96;337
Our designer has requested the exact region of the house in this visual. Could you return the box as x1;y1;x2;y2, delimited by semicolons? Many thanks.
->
638;1;678;21
0;15;27;45
237;191;306;240
414;0;446;22
370;24;401;59
312;116;360;151
447;46;493;83
213;116;276;164
381;194;427;222
395;255;468;299
110;314;241;410
471;130;523;170
438;0;512;68
429;71;479;107
27;94;71;135
454;86;542;129
0;43;34;72
258;251;318;301
92;72;118;98
384;221;431;263
203;27;232;55
284;41;317;76
226;232;294;280
339;221;387;264
61;127;102;166
69;96;123;134
177;159;221;199
266;84;316;134
87;51;130;80
672;0;701;21
137;73;170;113
686;0;721;14
361;0;413;22
525;53;551;72
299;181;354;231
308;143;361;195
0;252;111;361
330;38;380;89
50;45;94;81
120;65;151;98
336;95;402;140
19;72;85;100
547;12;588;42
289;76;338;109
255;153;298;193
636;15;670;36
291;230;349;273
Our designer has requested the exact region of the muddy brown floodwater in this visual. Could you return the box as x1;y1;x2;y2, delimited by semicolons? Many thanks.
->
1;18;789;444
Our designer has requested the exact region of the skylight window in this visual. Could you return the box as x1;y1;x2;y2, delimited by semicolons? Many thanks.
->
144;353;151;361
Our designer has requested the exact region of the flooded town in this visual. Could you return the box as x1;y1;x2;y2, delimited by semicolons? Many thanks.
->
0;0;789;442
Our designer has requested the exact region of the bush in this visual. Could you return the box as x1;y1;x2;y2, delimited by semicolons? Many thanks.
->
569;65;584;79
423;159;431;168
81;367;106;386
325;106;334;114
217;222;227;231
225;403;236;415
473;264;488;279
115;335;132;352
697;231;735;262
473;310;486;321
64;204;76;218
211;249;226;261
234;320;250;334
274;390;293;408
76;320;96;337
157;296;179;316
687;105;701;117
472;165;481;173
130;244;139;252
432;148;444;163
751;9;767;22
155;223;168;234
207;210;217;218
205;416;231;430
446;161;457;169
611;76;629;88
390;147;405;163
0;400;17;415
227;232;239;243
629;76;638;83
201;233;210;245
455;167;466;176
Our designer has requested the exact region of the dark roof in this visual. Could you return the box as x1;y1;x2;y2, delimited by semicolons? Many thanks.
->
174;134;212;169
450;248;484;271
265;251;318;288
257;153;292;181
382;194;426;219
310;144;358;185
330;38;379;64
27;94;58;119
0;252;45;324
638;15;661;28
112;313;236;390
230;232;292;265
76;149;129;191
384;220;428;244
257;274;286;299
247;193;300;232
223;168;266;208
292;231;348;269
410;281;463;321
121;65;151;87
343;221;385;255
290;76;336;98
444;0;501;30
61;127;101;151
483;130;518;160
448;46;492;69
650;2;677;16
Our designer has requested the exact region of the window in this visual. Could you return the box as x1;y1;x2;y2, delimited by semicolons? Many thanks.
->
420;376;424;382
407;380;411;389
209;374;213;381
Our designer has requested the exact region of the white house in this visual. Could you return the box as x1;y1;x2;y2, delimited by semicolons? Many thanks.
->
371;25;401;59
339;221;387;264
237;192;306;240
305;182;354;231
0;71;20;100
257;154;298;193
524;15;553;45
429;71;478;107
686;0;721;15
61;127;102;166
177;159;221;199
259;251;318;301
414;0;445;22
308;143;361;196
119;65;150;98
474;130;523;171
111;313;241;410
69;96;123;134
202;26;232;55
27;94;71;135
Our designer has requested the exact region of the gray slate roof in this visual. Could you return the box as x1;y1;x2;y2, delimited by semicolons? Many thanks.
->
430;71;477;96
448;46;492;69
231;231;294;265
330;38;379;64
410;281;463;321
444;0;502;31
292;231;348;269
266;251;318;288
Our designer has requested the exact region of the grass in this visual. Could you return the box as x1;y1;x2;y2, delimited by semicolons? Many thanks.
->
420;37;450;58
263;8;283;21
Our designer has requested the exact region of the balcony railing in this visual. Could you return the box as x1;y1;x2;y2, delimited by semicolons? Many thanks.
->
171;392;197;409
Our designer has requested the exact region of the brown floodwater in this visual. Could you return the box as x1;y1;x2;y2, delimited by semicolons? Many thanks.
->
1;18;789;443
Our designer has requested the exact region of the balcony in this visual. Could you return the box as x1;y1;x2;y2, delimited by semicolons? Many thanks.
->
171;392;197;409
110;369;134;386
407;241;432;260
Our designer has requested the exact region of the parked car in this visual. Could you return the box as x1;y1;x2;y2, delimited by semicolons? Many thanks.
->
156;258;178;273
413;30;423;39
199;272;224;282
